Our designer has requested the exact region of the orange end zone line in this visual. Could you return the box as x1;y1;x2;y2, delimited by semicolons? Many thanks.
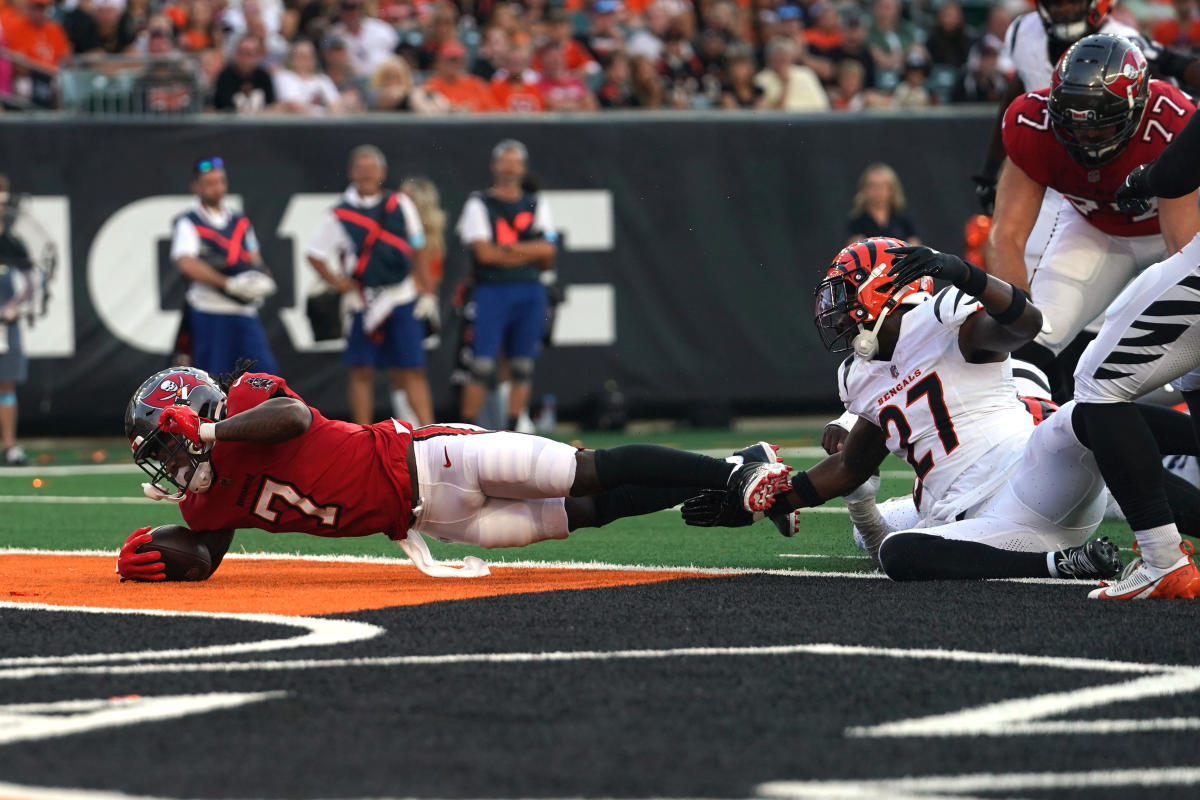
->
0;554;721;616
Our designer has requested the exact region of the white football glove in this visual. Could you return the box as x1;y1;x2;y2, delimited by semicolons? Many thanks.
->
413;293;440;326
225;271;277;303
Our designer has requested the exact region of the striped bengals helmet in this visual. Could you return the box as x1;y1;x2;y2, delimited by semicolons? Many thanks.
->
814;237;934;353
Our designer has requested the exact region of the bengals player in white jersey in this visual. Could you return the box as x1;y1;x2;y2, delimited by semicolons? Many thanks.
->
687;238;1200;583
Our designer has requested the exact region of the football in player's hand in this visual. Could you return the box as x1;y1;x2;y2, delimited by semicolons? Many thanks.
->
136;525;212;581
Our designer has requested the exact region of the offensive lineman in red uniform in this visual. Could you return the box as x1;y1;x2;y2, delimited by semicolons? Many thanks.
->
987;34;1200;398
116;366;793;581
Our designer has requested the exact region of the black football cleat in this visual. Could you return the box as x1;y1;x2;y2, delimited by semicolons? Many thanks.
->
1054;536;1122;580
728;441;796;535
727;460;792;513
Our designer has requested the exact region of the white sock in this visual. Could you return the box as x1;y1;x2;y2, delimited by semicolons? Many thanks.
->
1046;551;1060;579
1135;523;1183;569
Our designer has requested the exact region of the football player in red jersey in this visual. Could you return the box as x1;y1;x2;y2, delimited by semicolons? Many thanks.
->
988;34;1200;399
116;366;793;581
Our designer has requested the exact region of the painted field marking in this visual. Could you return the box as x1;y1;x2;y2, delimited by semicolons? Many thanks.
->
778;554;872;560
0;464;141;477
0;692;286;746
757;766;1200;799
0;602;384;667
0;640;1180;682
0;495;151;504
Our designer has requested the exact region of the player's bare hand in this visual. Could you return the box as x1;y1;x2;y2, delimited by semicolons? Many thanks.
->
884;245;970;291
1115;164;1153;216
116;526;166;582
158;405;203;446
331;275;358;294
821;423;849;455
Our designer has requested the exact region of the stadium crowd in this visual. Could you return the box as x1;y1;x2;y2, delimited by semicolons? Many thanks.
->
0;0;1198;111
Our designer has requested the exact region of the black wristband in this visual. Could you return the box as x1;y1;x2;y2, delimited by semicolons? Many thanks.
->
959;263;989;297
790;470;823;509
988;287;1028;325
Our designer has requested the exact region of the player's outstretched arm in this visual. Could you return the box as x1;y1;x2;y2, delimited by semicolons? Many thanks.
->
160;398;312;446
774;421;890;514
884;244;1042;361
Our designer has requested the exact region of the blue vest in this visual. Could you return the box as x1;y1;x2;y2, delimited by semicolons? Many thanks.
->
471;191;543;284
179;210;257;276
334;192;413;288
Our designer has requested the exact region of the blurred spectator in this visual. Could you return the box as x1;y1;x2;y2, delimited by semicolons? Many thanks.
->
627;1;669;61
305;145;435;426
400;176;447;284
275;39;343;114
320;37;366;111
473;26;509;81
329;0;399;78
424;40;498;112
828;58;890;110
754;36;829;111
968;4;1013;78
659;27;703;108
368;54;447;112
491;42;544;112
804;2;843;60
833;12;876;90
212;34;276;112
953;42;1007;104
866;0;920;91
413;1;459;72
720;44;762;108
1153;0;1200;50
582;0;625;63
139;18;196;113
176;0;221;54
0;174;30;466
925;0;970;69
845;162;918;245
533;8;597;79
892;52;931;108
5;0;71;71
597;52;635;108
240;0;289;65
537;40;597;110
630;52;663;107
64;0;136;55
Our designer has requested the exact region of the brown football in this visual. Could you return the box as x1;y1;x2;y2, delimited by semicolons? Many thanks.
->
136;524;212;581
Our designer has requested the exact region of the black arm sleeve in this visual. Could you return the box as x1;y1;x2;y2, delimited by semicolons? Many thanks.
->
1144;111;1200;198
196;529;235;578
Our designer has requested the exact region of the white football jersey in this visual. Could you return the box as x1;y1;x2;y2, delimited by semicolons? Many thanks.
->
1004;12;1145;91
839;289;1035;525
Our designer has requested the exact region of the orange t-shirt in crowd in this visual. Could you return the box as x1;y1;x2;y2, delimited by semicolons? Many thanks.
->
4;14;71;70
805;29;843;52
423;74;498;112
491;76;545;112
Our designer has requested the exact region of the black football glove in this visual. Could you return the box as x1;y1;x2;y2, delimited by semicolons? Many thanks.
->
971;174;997;216
1143;39;1196;82
681;490;760;528
1115;164;1154;216
884;245;971;289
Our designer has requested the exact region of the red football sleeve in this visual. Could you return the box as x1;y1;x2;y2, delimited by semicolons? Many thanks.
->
224;373;303;417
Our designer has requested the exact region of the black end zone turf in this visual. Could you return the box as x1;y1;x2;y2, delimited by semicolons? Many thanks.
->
1;576;1198;799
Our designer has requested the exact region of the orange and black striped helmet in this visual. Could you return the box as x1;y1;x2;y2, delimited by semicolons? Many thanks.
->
814;237;933;352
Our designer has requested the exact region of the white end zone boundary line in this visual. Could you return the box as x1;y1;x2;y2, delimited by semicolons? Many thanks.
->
0;547;1101;586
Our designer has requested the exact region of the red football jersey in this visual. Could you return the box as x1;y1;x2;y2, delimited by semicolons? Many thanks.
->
180;373;414;540
1002;80;1195;237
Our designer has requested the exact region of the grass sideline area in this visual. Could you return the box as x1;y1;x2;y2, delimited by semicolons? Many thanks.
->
0;426;1140;573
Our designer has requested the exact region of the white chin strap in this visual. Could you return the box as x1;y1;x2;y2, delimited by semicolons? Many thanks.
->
851;302;898;360
142;483;185;503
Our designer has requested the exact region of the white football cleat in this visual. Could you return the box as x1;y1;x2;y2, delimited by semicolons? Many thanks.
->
728;461;792;513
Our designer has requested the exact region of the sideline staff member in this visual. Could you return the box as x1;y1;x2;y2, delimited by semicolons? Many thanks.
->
171;157;278;377
306;145;436;426
456;139;557;430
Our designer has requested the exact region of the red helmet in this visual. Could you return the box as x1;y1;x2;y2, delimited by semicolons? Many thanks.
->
1036;0;1112;42
814;237;934;353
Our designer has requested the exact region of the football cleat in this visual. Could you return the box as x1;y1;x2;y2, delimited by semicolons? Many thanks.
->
728;442;796;536
1088;540;1200;599
728;461;792;513
1053;536;1122;580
